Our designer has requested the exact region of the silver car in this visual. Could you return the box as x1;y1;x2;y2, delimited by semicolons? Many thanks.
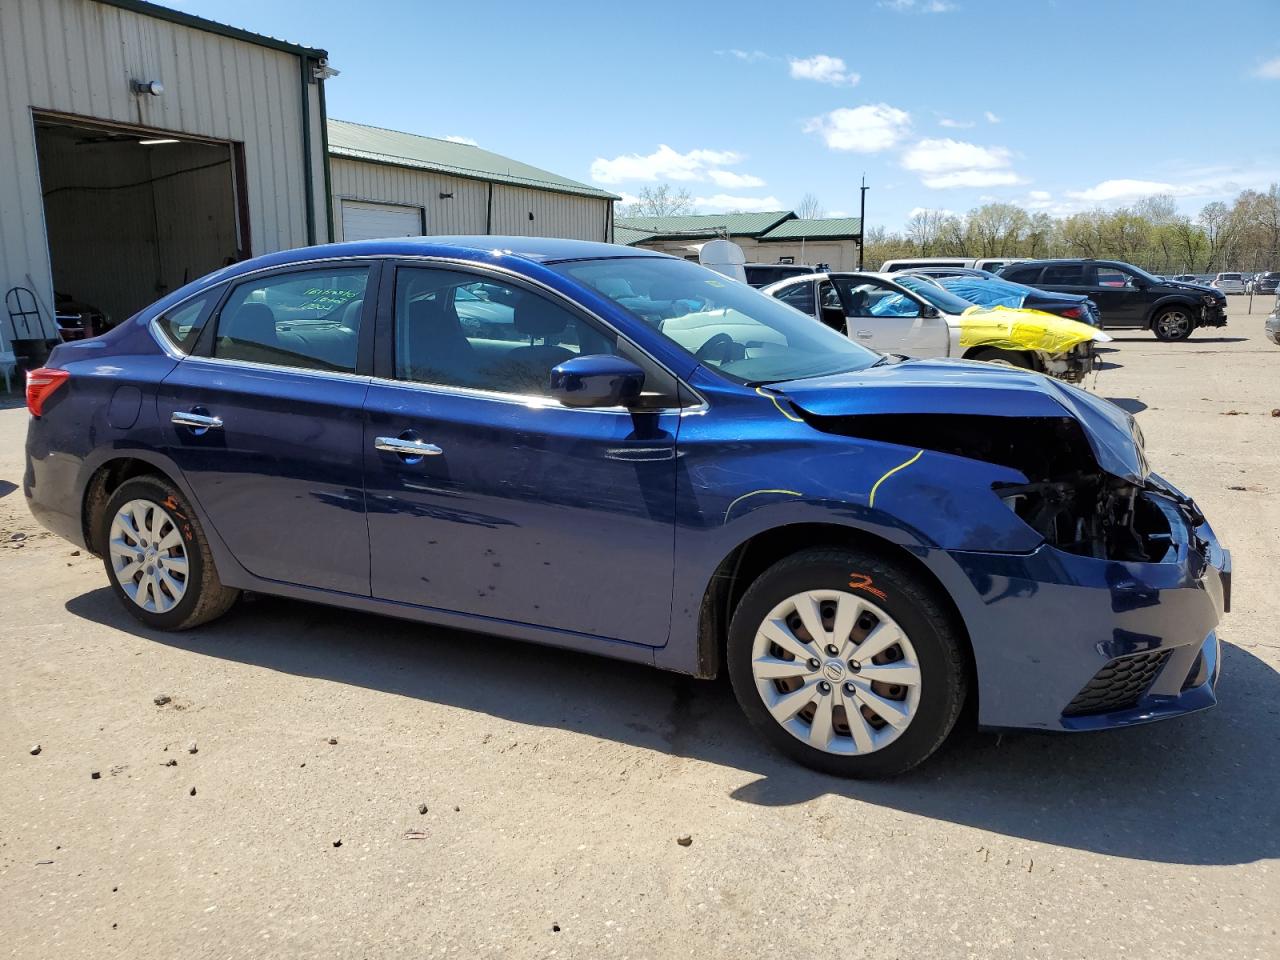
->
1212;272;1246;294
1265;295;1280;345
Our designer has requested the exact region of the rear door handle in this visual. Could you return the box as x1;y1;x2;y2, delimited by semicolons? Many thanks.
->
171;410;223;430
375;436;443;459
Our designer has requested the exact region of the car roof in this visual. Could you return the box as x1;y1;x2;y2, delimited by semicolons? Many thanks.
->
216;236;670;277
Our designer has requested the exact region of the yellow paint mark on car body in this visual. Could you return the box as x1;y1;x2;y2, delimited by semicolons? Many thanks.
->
755;386;805;423
868;450;923;508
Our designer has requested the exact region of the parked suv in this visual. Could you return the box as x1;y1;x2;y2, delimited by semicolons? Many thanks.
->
1211;272;1246;295
999;259;1228;341
743;263;820;288
880;256;1025;274
1246;271;1279;296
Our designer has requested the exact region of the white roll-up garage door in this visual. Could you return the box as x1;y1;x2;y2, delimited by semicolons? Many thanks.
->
340;201;422;242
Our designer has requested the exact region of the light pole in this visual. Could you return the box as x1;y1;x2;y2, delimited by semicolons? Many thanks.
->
857;174;869;270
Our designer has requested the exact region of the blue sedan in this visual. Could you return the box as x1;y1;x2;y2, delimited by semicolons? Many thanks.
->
22;237;1229;777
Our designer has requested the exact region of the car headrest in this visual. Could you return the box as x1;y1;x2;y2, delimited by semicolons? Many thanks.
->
514;296;567;340
341;298;363;327
646;279;688;301
596;277;637;299
227;302;276;341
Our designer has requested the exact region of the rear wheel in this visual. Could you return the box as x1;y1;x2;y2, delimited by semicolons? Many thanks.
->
968;347;1035;370
726;548;968;778
99;475;239;630
1153;306;1194;341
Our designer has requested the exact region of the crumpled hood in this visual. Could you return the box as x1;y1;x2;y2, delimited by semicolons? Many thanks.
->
1167;280;1222;298
770;359;1147;483
957;305;1111;353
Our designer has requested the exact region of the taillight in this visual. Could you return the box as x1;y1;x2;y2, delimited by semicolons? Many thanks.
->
1061;306;1081;319
25;368;70;417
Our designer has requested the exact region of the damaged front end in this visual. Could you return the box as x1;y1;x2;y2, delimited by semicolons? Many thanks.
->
958;306;1110;384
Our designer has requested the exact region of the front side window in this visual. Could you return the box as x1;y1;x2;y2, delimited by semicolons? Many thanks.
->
554;257;879;385
773;280;816;316
156;291;217;353
393;267;680;404
833;279;921;319
214;267;369;372
1094;265;1135;287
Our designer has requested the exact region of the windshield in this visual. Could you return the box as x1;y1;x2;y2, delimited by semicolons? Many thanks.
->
894;275;977;315
552;257;880;384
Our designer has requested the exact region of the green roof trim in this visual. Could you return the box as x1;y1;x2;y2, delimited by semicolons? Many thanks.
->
614;211;793;239
328;120;618;201
95;0;326;58
760;217;863;241
613;225;658;246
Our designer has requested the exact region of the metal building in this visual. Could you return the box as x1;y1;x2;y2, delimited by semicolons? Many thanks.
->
327;119;618;244
615;211;864;271
0;0;332;357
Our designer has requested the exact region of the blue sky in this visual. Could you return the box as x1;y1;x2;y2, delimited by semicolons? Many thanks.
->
171;0;1280;228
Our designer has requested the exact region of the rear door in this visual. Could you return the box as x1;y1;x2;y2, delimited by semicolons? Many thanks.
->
158;262;377;595
361;262;682;646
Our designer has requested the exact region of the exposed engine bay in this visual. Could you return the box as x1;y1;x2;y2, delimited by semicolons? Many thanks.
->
802;411;1188;562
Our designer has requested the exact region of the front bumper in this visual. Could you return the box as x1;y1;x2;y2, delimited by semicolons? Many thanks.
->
942;478;1228;731
1200;302;1229;327
1040;341;1095;383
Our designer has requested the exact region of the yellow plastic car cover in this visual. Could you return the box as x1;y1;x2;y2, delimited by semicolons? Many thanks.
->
957;305;1111;355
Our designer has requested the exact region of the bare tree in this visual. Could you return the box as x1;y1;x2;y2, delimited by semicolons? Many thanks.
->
796;193;825;220
624;185;695;218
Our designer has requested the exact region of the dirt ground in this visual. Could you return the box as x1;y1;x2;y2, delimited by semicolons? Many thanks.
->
1;295;1277;960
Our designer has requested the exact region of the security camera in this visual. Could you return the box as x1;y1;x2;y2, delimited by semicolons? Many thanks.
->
131;79;164;96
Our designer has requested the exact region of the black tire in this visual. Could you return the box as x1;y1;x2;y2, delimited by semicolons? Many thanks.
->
98;475;239;630
968;347;1036;370
1152;305;1194;342
726;547;968;778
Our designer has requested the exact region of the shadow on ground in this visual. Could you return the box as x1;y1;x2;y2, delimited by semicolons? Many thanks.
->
1106;337;1250;344
67;586;1279;867
1105;398;1148;415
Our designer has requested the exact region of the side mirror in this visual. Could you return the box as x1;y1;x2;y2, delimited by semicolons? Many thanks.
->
549;355;645;408
1130;277;1149;289
920;304;941;319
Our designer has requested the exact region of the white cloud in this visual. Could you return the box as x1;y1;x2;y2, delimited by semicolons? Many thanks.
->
938;117;974;128
590;144;746;184
984;111;1001;124
1065;179;1196;203
788;54;860;86
900;137;1023;189
908;206;957;218
717;48;773;62
693;194;785;213
804;104;911;153
444;135;478;145
707;169;766;188
1254;57;1280;79
880;0;956;11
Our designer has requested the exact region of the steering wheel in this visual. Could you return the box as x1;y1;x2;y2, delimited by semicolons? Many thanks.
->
694;332;739;364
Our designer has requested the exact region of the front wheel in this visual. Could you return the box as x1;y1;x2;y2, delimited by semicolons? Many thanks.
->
726;548;968;778
98;475;240;630
1153;307;1194;341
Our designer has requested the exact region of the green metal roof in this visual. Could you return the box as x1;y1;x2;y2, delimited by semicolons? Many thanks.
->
760;217;863;241
613;211;794;238
612;225;659;246
328;120;618;201
96;0;326;58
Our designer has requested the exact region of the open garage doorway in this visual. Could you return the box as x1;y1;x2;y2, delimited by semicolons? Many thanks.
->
33;114;247;334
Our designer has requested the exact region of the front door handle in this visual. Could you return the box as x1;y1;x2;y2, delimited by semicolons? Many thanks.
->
375;436;443;459
855;330;873;339
171;410;223;431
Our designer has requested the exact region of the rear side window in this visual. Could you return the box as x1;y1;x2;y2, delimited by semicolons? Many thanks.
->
773;281;816;315
156;292;216;353
213;267;370;372
1040;264;1085;285
1000;264;1043;283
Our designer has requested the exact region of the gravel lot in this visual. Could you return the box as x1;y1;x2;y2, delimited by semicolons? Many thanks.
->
1;295;1277;959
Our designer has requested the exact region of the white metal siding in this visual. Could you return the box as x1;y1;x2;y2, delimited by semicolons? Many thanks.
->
0;0;327;341
331;157;612;243
341;200;422;242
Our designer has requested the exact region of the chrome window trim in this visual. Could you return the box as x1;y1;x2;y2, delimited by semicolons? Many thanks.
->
364;372;699;417
146;251;711;412
147;284;228;359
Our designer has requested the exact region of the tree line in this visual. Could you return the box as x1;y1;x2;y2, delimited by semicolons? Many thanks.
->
864;186;1280;274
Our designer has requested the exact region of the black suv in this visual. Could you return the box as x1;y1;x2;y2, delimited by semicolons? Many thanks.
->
999;259;1228;341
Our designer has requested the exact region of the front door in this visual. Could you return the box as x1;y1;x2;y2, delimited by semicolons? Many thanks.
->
158;263;376;595
362;264;681;646
833;277;950;357
1087;264;1147;328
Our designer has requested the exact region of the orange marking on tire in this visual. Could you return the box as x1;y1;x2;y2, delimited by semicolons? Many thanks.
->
848;573;887;600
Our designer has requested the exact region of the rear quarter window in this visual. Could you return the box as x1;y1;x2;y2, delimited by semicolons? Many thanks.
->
155;291;218;353
1000;264;1044;283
